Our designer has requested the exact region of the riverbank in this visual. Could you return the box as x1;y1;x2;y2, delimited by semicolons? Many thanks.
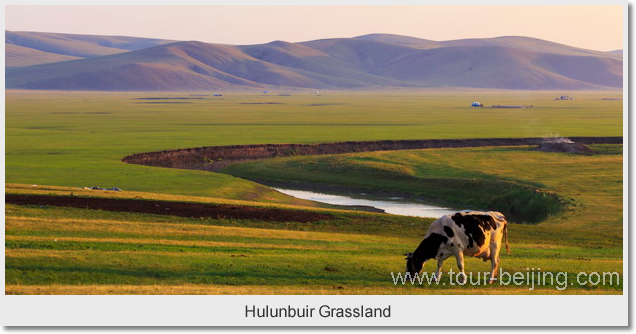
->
221;144;622;225
122;137;622;171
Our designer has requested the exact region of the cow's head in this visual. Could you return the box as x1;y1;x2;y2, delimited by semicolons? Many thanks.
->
405;233;448;278
405;252;423;277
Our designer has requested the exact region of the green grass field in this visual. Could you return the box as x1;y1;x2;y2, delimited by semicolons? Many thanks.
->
5;89;623;294
6;89;622;198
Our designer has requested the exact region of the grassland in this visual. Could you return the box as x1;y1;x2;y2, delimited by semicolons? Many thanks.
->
5;89;623;294
5;183;622;295
6;89;622;198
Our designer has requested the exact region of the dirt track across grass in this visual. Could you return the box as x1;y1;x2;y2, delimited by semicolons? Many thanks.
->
122;137;622;171
5;194;333;223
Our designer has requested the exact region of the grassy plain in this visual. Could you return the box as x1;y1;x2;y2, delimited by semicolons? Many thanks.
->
5;184;622;295
5;89;623;294
6;89;622;198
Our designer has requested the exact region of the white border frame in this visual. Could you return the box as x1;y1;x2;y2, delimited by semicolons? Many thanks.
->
2;1;629;327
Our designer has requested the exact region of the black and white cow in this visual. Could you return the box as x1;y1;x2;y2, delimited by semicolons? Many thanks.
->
405;211;510;283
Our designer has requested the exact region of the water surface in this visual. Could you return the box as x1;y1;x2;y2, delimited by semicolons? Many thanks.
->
274;188;458;218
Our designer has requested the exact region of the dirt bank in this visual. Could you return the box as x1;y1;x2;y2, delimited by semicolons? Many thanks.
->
533;142;595;154
5;194;333;223
122;137;622;171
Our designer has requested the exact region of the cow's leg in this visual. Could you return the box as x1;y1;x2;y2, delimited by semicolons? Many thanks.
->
434;259;444;283
489;244;501;284
489;258;498;284
455;252;466;284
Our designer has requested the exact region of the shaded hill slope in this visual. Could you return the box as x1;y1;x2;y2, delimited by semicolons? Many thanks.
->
374;45;621;89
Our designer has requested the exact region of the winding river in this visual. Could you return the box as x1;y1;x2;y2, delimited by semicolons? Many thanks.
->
274;188;458;218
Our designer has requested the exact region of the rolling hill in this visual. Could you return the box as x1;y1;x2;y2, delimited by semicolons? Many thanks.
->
5;31;623;91
5;31;173;67
5;43;81;68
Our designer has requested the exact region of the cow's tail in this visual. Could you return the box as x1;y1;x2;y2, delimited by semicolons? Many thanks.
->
504;222;511;254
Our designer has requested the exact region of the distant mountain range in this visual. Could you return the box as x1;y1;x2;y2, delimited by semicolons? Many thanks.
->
5;31;623;91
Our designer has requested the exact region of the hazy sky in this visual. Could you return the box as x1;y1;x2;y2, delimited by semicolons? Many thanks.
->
5;5;624;51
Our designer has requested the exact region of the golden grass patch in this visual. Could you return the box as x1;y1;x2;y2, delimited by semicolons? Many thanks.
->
6;216;400;244
5;235;359;251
